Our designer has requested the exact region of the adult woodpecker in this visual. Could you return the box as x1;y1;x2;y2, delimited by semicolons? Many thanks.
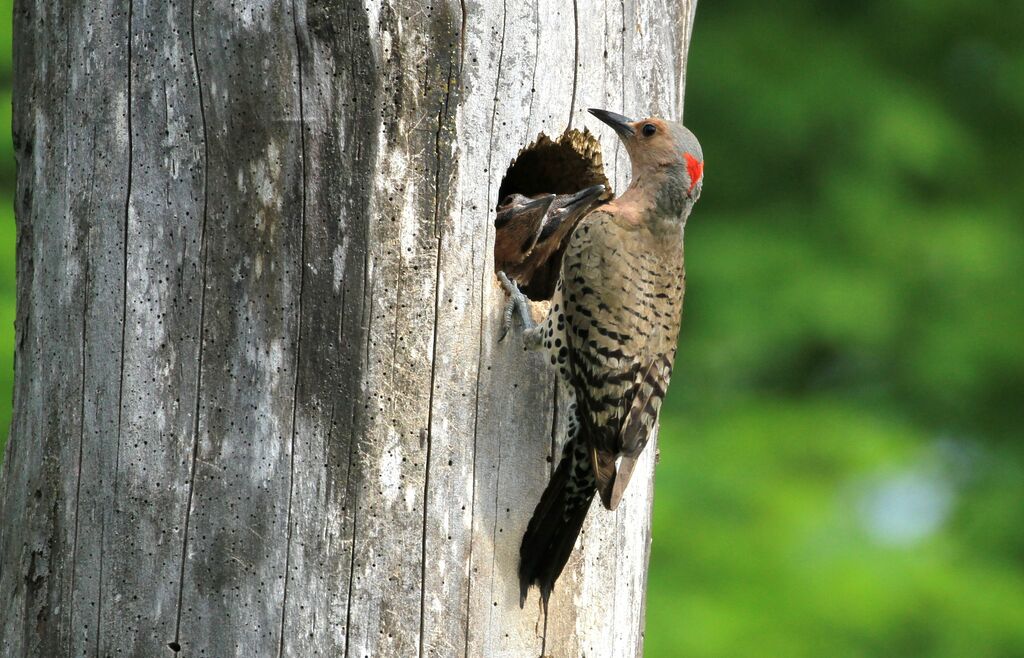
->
499;109;704;609
494;185;606;298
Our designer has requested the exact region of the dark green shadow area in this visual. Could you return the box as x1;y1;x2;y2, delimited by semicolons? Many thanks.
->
1;0;15;446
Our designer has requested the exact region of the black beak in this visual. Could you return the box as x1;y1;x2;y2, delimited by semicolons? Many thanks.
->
537;185;606;241
588;108;635;138
564;184;606;207
523;194;557;213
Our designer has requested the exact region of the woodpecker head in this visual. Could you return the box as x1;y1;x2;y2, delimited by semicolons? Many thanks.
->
588;109;704;203
494;193;556;229
538;184;605;241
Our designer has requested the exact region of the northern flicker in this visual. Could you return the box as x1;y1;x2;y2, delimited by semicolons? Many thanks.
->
494;185;606;297
499;108;704;608
494;193;556;272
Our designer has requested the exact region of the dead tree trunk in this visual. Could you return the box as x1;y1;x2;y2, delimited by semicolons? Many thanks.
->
0;1;697;655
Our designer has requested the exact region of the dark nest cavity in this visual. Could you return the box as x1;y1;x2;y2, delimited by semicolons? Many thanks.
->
494;129;612;300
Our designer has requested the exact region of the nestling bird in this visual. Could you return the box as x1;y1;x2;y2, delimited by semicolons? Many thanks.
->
494;185;606;298
499;108;704;609
494;193;556;271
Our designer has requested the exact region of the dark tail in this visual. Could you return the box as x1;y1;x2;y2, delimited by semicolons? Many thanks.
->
518;437;596;609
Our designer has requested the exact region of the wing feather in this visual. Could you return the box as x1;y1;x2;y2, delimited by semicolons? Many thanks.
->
560;210;683;510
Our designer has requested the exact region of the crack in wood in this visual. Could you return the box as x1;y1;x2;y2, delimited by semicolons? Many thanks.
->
568;0;580;131
277;0;309;654
97;2;135;651
67;120;99;657
171;0;210;648
480;0;510;648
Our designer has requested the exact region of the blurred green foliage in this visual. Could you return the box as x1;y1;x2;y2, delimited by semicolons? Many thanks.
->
647;0;1024;656
0;0;1021;655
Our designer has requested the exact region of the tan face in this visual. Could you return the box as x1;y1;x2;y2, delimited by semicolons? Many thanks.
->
588;109;705;196
620;118;683;171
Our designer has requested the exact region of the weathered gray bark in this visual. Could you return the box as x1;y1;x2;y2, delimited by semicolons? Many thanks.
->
0;0;697;655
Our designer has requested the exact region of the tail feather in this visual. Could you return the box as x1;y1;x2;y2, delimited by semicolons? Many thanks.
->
606;454;638;511
518;438;596;609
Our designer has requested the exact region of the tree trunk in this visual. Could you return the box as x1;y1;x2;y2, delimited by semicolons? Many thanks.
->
0;0;697;655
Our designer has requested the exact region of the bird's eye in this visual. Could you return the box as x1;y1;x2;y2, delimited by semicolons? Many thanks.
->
642;123;657;137
499;195;514;206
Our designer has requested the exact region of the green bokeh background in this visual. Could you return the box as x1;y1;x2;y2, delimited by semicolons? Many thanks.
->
1;1;1022;655
647;1;1024;656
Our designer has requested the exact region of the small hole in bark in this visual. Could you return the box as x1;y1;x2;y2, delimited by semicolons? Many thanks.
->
493;129;612;301
168;641;181;652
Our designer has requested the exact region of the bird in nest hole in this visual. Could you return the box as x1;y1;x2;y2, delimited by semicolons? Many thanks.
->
493;184;606;302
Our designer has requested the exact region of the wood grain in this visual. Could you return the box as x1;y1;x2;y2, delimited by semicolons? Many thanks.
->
0;0;697;655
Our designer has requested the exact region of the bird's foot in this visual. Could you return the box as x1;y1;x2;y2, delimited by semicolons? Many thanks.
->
498;271;535;341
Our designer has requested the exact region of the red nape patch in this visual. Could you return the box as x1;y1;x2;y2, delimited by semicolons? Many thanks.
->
684;152;703;193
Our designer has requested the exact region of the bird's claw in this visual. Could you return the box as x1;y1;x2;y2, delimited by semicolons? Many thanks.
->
499;297;515;342
498;271;533;341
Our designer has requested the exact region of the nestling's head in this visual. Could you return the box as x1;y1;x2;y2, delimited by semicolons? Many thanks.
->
494;193;556;229
538;184;605;241
588;109;704;201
